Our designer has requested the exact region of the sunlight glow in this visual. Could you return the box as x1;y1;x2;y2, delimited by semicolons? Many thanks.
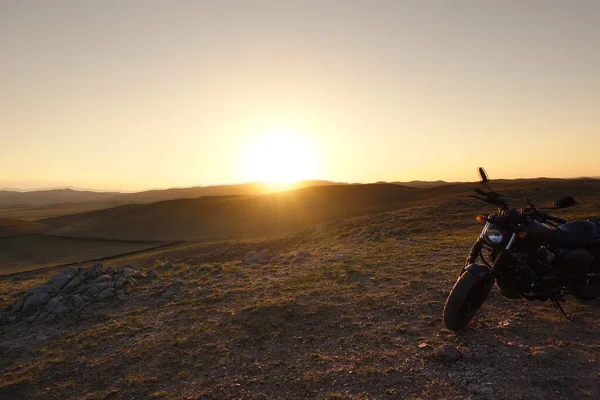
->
241;132;319;184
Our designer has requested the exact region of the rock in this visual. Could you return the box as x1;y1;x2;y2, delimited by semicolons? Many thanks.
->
46;296;64;312
92;274;111;284
22;293;50;316
121;267;136;278
157;261;174;271
292;250;310;264
11;297;25;313
146;270;158;279
44;313;57;323
114;277;125;290
96;288;115;300
35;312;49;322
64;276;83;291
116;290;126;301
162;287;177;299
24;314;37;323
243;249;270;264
434;344;461;362
70;295;85;308
14;321;28;330
89;262;104;277
132;271;146;279
26;284;55;297
154;298;168;306
45;267;78;292
46;296;70;316
85;285;102;298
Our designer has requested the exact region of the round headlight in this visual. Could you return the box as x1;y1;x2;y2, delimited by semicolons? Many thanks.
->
486;228;504;244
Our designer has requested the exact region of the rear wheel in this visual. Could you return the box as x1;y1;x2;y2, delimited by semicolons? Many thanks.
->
443;272;494;332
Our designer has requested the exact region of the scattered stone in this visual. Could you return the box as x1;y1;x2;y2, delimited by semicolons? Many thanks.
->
92;274;111;284
0;261;155;325
434;344;461;362
292;250;311;264
162;280;184;299
121;267;137;278
243;249;270;264
96;288;115;300
64;276;83;291
146;270;158;279
89;262;103;278
22;293;50;316
157;261;175;271
154;298;168;307
114;277;125;290
70;295;85;308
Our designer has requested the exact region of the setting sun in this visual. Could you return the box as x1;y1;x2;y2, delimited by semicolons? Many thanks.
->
241;132;319;184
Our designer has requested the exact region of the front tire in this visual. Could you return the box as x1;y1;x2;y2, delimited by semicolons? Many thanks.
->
443;272;494;332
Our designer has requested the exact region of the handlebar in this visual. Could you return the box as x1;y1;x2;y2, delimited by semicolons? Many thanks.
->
540;213;567;224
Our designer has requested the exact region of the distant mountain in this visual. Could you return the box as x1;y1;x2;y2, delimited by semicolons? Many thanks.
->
0;188;121;207
0;180;346;207
394;180;452;189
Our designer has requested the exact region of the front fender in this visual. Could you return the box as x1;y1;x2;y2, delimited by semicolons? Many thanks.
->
464;263;492;279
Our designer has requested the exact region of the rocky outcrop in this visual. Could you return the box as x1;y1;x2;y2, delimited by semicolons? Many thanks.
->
0;262;156;326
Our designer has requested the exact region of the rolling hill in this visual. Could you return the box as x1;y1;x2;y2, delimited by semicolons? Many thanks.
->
41;184;427;241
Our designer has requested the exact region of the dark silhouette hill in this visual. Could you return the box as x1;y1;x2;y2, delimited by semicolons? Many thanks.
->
39;178;600;242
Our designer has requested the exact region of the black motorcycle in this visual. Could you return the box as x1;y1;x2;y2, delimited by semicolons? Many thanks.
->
443;168;600;332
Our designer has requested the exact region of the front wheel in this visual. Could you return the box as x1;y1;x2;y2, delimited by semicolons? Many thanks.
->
443;272;494;332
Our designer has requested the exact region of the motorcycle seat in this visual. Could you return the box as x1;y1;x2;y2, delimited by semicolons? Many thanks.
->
554;221;600;248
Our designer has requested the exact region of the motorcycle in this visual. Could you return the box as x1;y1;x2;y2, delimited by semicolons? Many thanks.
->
443;168;600;332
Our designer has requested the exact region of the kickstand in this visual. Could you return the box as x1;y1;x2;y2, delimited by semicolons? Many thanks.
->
551;298;570;321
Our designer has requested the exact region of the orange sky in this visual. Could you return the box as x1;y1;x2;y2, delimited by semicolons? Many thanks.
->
1;1;599;191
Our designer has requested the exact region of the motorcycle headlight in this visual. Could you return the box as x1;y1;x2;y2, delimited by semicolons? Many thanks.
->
486;228;504;244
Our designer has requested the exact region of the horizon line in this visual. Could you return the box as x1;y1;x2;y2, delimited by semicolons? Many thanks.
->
2;175;600;194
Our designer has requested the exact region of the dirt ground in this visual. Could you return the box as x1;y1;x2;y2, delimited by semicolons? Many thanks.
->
1;195;600;399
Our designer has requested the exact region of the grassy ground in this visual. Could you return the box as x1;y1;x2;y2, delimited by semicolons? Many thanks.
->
1;194;600;399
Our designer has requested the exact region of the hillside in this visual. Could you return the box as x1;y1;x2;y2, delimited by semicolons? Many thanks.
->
1;187;600;399
41;184;425;241
0;218;46;237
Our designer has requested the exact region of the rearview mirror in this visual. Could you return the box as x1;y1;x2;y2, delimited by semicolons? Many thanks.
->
478;167;489;183
553;196;576;209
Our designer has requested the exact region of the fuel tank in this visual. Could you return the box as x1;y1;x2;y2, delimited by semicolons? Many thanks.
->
520;221;555;248
555;221;600;248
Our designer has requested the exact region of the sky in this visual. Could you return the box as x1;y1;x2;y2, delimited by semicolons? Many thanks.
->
1;0;599;191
